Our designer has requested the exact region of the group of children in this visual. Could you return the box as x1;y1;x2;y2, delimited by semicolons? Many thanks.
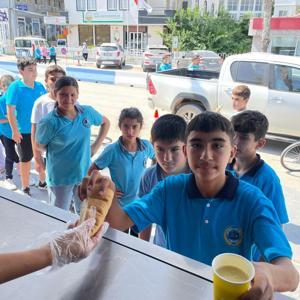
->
0;56;298;297
34;43;57;65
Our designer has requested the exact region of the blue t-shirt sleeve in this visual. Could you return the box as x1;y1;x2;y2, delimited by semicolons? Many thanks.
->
138;170;150;198
261;176;289;224
251;196;292;262
0;96;7;119
94;144;113;169
86;106;103;126
124;180;165;233
6;82;19;106
144;140;155;159
35;117;56;145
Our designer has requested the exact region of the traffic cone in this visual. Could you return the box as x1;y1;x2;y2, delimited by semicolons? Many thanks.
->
154;109;159;119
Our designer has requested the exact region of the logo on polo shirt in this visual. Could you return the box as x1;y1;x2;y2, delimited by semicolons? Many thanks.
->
224;226;243;246
82;118;91;128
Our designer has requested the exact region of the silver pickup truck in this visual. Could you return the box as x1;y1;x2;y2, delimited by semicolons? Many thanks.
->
148;52;300;139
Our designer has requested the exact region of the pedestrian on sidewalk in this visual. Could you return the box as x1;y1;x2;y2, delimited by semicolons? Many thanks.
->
82;41;88;62
48;44;57;65
41;42;48;64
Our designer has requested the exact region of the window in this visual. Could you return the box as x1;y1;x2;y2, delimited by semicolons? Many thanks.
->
17;17;26;36
87;0;96;10
240;0;254;11
108;0;118;10
119;0;129;10
32;19;40;36
278;10;288;17
255;0;262;11
231;61;268;86
227;0;238;11
270;65;300;93
76;0;86;11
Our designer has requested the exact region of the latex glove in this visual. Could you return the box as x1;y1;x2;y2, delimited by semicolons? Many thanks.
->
49;218;108;269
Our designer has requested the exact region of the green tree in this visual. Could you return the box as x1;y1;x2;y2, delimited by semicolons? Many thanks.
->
162;8;251;55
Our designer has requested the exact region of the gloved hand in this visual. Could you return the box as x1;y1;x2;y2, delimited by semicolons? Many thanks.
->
49;218;108;269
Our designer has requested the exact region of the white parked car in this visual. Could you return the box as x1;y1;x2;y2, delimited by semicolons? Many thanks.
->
96;43;125;69
142;45;170;72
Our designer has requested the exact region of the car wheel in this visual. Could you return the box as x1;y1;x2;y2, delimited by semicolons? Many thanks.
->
96;63;101;68
122;59;126;66
143;66;148;72
176;103;205;123
118;63;122;69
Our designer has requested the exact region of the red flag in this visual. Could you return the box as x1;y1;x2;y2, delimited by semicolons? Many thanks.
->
134;0;138;4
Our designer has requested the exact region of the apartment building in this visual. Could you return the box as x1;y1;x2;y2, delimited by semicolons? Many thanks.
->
0;0;65;47
250;0;300;56
64;0;181;49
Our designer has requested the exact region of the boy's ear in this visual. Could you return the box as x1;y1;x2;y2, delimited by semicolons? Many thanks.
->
228;144;237;163
183;144;187;158
256;138;266;150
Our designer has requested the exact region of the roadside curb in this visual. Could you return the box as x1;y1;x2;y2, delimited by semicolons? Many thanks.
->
0;61;146;88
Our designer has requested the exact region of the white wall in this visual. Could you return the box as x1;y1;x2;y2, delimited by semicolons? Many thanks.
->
67;25;79;47
148;25;164;45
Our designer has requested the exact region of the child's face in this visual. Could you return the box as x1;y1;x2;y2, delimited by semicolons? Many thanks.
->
55;86;78;112
233;132;265;160
153;139;186;175
45;72;64;94
20;64;37;83
185;130;236;183
231;94;248;112
120;118;142;143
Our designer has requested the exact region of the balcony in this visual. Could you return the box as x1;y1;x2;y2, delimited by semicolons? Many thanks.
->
138;6;176;24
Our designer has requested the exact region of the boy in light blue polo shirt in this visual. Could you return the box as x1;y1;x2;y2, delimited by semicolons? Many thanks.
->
6;57;46;196
88;107;155;236
138;114;189;247
230;110;289;261
100;112;298;297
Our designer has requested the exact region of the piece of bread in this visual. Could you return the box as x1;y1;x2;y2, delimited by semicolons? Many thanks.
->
80;184;114;237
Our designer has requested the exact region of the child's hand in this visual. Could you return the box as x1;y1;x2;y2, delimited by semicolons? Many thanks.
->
12;131;22;144
239;262;273;300
115;190;124;199
87;163;100;176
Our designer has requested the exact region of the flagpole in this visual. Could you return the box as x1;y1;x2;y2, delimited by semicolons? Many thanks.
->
127;0;129;51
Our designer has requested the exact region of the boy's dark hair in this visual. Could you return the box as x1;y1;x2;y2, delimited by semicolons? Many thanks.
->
231;110;269;140
151;114;186;143
118;107;143;127
54;76;79;93
17;57;37;70
232;85;251;100
45;65;66;80
186;112;235;144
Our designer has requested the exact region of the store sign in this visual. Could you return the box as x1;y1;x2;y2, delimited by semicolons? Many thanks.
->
83;11;123;23
15;4;28;11
44;16;67;25
0;9;8;22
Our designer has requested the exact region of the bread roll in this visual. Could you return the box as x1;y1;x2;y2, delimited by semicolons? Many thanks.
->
80;184;114;237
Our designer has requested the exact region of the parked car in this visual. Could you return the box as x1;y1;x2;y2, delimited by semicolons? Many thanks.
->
176;50;222;71
96;43;125;69
147;52;300;139
142;45;170;72
14;36;48;58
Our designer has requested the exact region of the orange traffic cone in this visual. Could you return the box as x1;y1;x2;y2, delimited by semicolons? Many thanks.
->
154;109;159;119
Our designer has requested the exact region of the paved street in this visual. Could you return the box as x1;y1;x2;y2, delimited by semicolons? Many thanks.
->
0;75;299;298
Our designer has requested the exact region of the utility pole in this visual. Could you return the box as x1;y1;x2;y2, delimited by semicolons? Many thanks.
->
261;0;273;52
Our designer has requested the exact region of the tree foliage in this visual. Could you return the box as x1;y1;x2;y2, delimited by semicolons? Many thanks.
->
162;8;252;55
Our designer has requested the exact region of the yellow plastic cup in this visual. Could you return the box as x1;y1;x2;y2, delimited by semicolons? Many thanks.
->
212;253;255;300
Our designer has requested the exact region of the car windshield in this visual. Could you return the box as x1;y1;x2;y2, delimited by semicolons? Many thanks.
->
100;46;118;51
15;39;32;48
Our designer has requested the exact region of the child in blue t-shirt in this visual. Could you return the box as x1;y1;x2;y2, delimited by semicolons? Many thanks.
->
229;110;289;261
48;44;57;65
34;46;42;63
157;54;172;72
35;76;110;212
0;75;19;190
87;111;298;298
88;107;155;236
139;114;189;246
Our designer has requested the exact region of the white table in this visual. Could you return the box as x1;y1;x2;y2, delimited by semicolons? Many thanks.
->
0;188;293;299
